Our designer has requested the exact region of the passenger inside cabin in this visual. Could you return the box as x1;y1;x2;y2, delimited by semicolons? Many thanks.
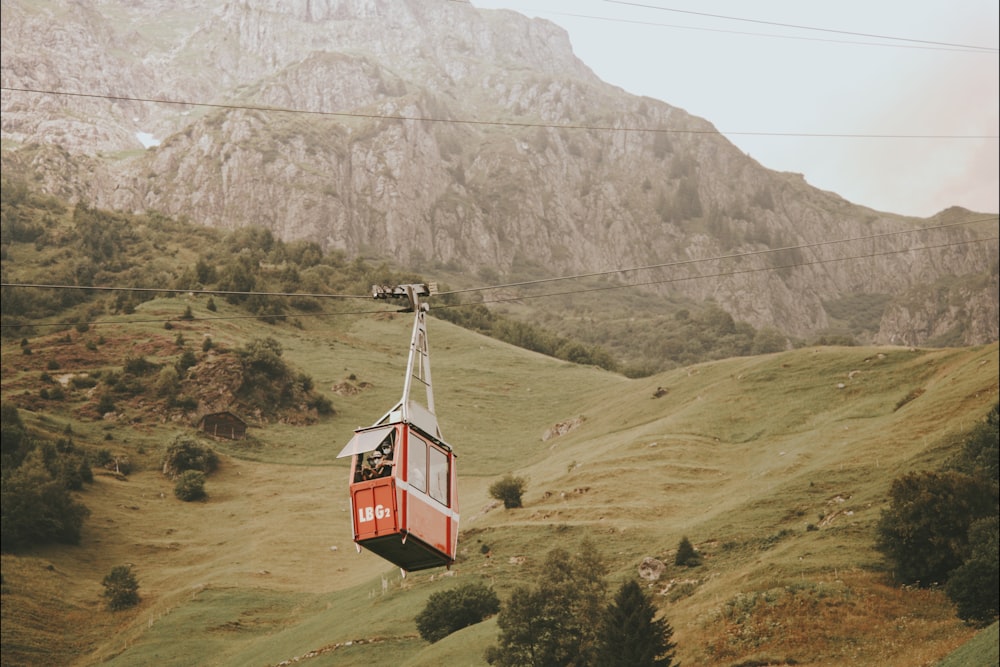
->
360;433;395;480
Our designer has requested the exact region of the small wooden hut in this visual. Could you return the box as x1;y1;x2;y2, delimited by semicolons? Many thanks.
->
197;411;247;440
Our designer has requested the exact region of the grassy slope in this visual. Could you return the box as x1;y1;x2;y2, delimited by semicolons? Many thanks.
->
1;299;997;667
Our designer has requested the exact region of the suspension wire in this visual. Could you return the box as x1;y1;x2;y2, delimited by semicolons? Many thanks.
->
4;215;994;303
435;216;998;296
3;234;994;330
533;9;994;53
437;236;999;308
0;306;395;331
601;0;999;52
0;284;371;299
3;87;996;140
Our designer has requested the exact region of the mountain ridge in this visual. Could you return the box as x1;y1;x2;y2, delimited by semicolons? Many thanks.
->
1;0;997;349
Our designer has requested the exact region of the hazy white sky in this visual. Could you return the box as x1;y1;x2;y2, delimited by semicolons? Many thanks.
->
472;0;999;217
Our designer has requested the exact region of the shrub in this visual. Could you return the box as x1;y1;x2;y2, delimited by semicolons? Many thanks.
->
308;393;334;415
489;475;527;509
174;470;207;501
97;393;115;414
416;581;500;643
239;337;287;379
123;355;158;376
161;435;218;478
102;565;140;610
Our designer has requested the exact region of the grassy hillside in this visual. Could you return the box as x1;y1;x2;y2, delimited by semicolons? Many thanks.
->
1;290;997;666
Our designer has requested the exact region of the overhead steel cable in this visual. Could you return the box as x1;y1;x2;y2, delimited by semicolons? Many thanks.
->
437;236;999;308
3;220;996;329
602;1;999;52
509;9;994;54
0;284;370;300
4;216;994;301
0;307;391;330
2;87;996;141
434;216;1000;296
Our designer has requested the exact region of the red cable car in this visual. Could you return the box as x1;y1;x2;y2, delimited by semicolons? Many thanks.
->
337;284;459;572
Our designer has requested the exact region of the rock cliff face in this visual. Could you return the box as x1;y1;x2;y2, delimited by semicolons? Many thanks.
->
2;0;997;344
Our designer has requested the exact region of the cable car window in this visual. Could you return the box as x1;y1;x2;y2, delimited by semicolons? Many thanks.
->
428;446;449;505
408;434;427;493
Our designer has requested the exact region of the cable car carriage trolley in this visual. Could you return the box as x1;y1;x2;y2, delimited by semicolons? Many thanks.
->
336;284;459;573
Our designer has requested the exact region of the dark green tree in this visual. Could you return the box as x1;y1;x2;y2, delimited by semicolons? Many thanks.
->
487;540;608;666
1;402;28;470
875;471;996;585
945;517;999;625
595;580;678;667
675;536;700;567
1;450;90;550
951;403;999;483
486;586;551;667
416;580;500;643
102;565;140;610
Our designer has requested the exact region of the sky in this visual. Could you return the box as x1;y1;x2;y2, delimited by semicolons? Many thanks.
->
472;0;999;217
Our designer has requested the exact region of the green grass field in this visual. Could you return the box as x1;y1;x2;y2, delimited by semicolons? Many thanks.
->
1;303;997;666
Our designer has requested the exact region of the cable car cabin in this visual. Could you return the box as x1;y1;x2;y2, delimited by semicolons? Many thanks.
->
338;283;459;573
341;419;459;572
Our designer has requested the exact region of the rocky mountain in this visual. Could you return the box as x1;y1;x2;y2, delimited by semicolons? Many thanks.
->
2;0;997;345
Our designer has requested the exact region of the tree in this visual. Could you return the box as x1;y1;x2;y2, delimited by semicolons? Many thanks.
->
174;470;207;501
945;516;999;625
102;565;140;610
416;580;500;643
1;449;90;550
675;536;700;567
951;403;999;482
489;475;527;509
875;471;996;585
486;586;552;667
487;540;608;666
596;580;678;667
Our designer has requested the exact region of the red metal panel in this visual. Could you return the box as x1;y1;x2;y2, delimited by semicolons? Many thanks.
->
403;489;451;557
351;479;398;540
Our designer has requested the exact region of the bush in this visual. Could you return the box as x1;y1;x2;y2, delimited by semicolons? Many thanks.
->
161;435;218;478
102;565;140;610
416;581;500;643
489;475;527;509
174;470;207;501
97;393;116;414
